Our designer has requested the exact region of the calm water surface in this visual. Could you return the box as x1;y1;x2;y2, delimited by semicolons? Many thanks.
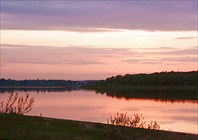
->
0;90;197;134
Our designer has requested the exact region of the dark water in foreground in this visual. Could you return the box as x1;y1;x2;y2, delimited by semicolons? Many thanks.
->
0;89;197;134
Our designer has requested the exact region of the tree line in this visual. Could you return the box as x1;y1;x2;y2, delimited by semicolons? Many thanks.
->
0;79;96;87
97;71;198;86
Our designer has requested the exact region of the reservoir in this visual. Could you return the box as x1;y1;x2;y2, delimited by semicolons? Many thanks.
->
0;89;197;134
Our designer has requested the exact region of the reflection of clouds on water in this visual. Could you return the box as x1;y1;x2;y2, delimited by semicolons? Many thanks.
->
159;120;175;124
168;115;196;124
160;108;197;124
33;105;105;113
32;105;105;121
159;115;196;124
140;105;162;110
162;108;197;114
122;107;140;112
63;105;105;111
121;101;197;126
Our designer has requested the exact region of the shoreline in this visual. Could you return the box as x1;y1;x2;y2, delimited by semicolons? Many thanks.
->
0;86;79;88
0;113;197;140
26;114;198;135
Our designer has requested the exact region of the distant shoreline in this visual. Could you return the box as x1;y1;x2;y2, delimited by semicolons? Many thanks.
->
0;86;77;89
1;85;197;101
1;85;197;88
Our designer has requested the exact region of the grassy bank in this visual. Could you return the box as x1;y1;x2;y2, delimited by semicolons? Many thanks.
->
0;113;197;140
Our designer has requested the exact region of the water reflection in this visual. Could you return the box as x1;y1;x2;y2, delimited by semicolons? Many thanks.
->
0;89;197;134
93;87;198;103
1;88;197;103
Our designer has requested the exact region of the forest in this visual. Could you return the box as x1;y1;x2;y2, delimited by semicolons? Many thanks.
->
96;71;198;86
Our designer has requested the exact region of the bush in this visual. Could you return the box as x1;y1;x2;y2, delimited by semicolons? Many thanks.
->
0;92;34;114
107;112;160;130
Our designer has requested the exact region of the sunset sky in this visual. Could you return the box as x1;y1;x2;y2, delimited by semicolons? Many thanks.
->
0;0;197;80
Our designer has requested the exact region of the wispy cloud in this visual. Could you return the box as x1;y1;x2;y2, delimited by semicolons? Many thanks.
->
1;44;197;79
2;44;197;66
121;46;197;64
175;37;198;40
161;57;197;63
123;57;197;65
1;44;133;65
123;59;162;65
1;1;197;31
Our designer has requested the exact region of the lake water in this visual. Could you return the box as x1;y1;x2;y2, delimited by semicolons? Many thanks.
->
0;89;197;134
